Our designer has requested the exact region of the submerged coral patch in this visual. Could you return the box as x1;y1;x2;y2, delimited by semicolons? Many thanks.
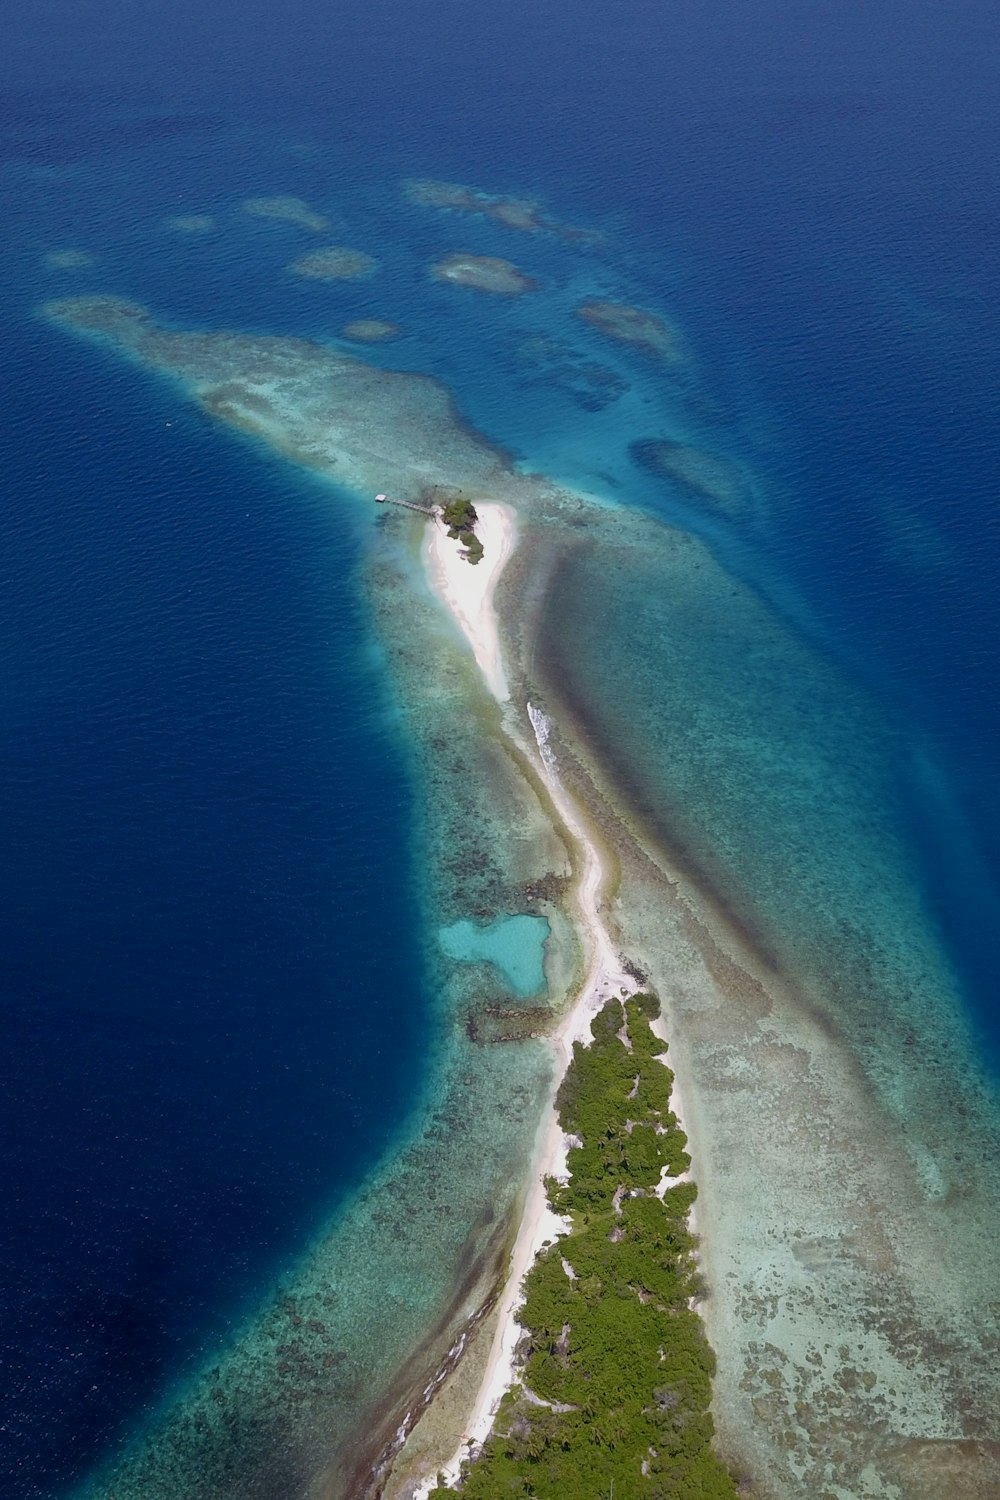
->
431;254;538;297
288;245;379;281
510;334;628;412
43;248;97;269
577;299;681;359
165;213;216;233
405;179;546;232
340;318;401;343
242;195;330;231
403;178;594;241
44;295;150;340
630;438;753;521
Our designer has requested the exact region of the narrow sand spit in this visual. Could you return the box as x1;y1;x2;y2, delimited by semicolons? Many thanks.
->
422;503;517;702
415;503;693;1493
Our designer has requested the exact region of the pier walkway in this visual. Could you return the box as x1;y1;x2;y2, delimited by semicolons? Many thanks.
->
374;492;438;517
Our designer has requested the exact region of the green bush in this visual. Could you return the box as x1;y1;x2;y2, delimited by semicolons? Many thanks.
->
441;496;480;530
460;529;484;565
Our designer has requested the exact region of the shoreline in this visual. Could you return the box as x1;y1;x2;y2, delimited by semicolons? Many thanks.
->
411;502;697;1494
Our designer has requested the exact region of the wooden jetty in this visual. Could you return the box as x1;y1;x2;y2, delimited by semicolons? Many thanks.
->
374;492;438;517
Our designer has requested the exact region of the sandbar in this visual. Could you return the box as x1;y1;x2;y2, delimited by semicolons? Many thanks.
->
423;503;517;701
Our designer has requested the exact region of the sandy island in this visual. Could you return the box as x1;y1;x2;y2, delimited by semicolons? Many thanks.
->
415;503;693;1494
422;503;517;702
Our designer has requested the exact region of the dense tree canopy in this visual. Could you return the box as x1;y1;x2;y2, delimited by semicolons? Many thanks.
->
430;994;738;1499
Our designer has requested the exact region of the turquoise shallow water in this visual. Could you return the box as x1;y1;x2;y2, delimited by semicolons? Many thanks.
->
3;0;1000;1494
439;915;550;998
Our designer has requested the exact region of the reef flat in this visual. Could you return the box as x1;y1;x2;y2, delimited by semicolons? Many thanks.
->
517;510;1000;1499
43;296;539;506
45;295;1000;1499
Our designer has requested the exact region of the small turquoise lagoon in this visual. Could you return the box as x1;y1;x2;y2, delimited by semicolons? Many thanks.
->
439;915;551;998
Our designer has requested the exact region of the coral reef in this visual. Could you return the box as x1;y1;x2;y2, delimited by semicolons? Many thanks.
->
431;254;538;297
41;295;532;506
288;246;379;281
46;290;1000;1500
630;438;754;521
404;178;594;241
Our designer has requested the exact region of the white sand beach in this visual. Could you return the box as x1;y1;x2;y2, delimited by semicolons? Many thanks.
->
414;501;688;1494
422;502;517;702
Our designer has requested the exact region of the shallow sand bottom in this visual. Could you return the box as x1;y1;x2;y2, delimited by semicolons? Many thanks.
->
439;914;550;998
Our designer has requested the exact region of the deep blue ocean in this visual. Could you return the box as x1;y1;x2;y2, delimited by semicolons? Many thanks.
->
3;1;999;1494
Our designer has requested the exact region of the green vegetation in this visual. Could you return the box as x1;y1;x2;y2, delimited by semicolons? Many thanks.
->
440;497;485;564
458;528;484;565
441;496;480;530
430;994;738;1500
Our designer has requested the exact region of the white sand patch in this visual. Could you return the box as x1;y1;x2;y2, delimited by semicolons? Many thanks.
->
422;503;517;701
